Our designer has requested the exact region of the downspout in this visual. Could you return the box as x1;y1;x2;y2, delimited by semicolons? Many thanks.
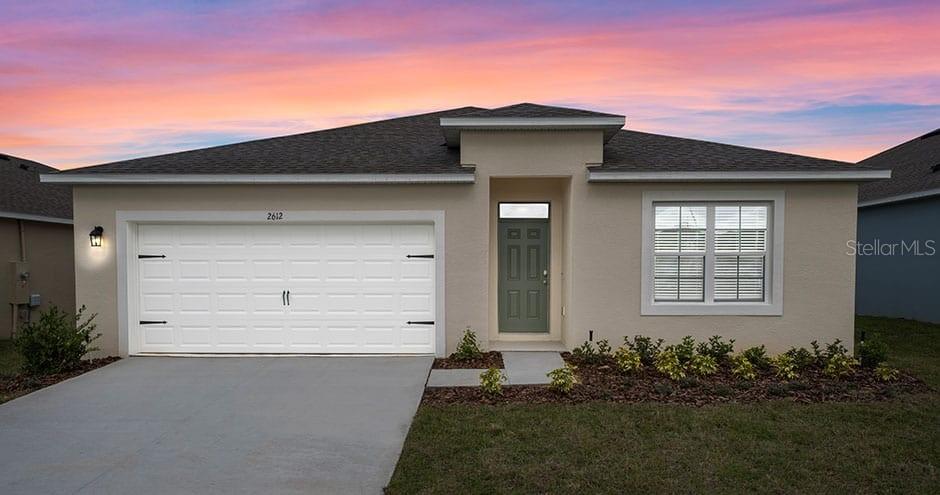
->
18;219;26;261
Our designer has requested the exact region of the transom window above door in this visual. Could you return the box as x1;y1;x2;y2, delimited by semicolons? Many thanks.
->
641;192;784;316
499;203;550;219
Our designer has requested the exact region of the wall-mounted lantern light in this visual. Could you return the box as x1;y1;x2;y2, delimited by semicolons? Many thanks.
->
89;226;104;247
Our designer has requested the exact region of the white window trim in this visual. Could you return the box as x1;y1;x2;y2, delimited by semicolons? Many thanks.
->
641;191;784;316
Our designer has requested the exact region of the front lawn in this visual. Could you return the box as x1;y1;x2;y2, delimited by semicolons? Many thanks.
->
388;317;940;494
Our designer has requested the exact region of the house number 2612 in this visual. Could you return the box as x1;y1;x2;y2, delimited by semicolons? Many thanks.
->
266;211;284;221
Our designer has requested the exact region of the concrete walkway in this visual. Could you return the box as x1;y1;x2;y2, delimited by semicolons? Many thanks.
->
426;351;565;387
0;356;432;495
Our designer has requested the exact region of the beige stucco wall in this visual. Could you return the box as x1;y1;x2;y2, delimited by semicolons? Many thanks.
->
71;129;858;356
1;218;75;338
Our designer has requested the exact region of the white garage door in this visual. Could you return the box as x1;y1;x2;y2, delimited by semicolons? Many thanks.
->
135;223;436;354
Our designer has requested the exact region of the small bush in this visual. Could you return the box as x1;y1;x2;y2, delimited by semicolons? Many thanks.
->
547;364;579;394
572;341;601;364
654;349;686;381
741;346;771;370
479;367;506;396
784;347;815;370
811;340;824;363
857;338;888;369
613;346;643;373
14;305;100;375
696;335;735;361
595;339;612;358
452;327;484;361
824;354;859;379
772;353;800;380
688;354;718;377
824;339;850;360
665;336;696;364
731;354;757;380
874;364;900;382
623;335;664;366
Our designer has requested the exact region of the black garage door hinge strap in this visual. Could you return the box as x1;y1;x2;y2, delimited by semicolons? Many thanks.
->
406;320;434;325
406;254;434;259
139;320;167;325
138;254;166;259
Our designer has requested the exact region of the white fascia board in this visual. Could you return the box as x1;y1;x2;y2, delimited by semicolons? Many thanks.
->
439;116;626;128
587;169;891;182
858;187;940;208
40;173;476;185
0;210;73;224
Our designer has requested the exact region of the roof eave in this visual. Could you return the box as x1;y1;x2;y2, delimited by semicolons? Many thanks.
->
0;210;73;224
587;169;891;182
40;172;476;185
440;116;626;146
858;187;940;208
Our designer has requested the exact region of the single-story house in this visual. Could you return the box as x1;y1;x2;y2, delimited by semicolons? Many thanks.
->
1;154;75;338
856;129;940;323
42;103;889;357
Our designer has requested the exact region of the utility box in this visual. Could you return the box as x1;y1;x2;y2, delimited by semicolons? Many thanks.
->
29;293;41;307
9;261;30;304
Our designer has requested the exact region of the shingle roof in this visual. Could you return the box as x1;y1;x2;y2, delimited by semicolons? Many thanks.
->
61;107;485;175
52;103;862;177
857;129;940;203
462;102;623;118
594;130;864;172
0;154;72;220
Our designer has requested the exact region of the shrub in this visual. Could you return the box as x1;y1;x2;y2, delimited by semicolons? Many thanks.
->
613;346;643;373
824;354;859;379
452;327;484;360
572;341;600;364
666;336;696;364
731;354;757;380
874;364;900;382
810;340;824;363
688;354;718;377
824;339;849;360
696;335;735;361
595;339;612;358
857;338;888;369
14;305;100;375
784;347;815;370
654;349;686;380
772;353;799;380
741;346;771;370
547;364;579;394
623;335;664;366
479;367;506;396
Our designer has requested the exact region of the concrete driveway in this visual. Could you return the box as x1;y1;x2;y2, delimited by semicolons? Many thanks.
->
0;356;432;494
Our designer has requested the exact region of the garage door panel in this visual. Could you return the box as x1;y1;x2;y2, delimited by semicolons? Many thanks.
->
137;223;435;354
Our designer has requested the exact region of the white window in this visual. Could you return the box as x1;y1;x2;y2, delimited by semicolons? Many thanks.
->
642;192;784;315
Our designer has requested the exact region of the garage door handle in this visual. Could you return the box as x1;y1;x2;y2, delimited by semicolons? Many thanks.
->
406;320;434;325
140;320;167;325
282;290;286;306
406;254;434;259
286;290;290;306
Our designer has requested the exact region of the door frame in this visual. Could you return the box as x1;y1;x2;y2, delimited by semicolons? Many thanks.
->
116;210;446;357
497;210;551;333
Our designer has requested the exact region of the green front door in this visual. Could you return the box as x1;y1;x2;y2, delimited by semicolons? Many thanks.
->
498;219;550;332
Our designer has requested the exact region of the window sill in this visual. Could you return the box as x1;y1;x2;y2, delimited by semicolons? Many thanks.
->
641;301;782;316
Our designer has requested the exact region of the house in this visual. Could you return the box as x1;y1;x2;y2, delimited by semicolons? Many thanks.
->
1;154;75;338
855;129;940;323
41;103;889;357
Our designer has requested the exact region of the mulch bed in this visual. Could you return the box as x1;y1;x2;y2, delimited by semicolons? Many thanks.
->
432;351;504;369
422;353;929;406
0;357;121;403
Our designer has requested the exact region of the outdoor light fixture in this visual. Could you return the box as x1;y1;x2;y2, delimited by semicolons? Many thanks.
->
89;226;103;247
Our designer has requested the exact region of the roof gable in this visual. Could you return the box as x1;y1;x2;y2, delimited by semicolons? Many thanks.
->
858;129;940;203
0;154;72;221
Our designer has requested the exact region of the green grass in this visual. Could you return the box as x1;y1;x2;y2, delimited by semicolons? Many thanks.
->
0;340;23;377
388;317;940;494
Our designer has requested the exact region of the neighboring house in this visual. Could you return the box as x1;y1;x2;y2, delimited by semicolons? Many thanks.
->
856;129;940;323
41;103;888;357
1;154;75;338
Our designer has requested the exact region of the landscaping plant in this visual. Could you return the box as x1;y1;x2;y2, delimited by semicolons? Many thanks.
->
824;354;859;379
741;345;771;370
874;364;900;382
857;338;889;368
595;339;612;358
772;353;800;380
613;346;643;373
784;346;815;370
547;364;579;394
688;353;718;377
572;340;611;364
696;335;735;361
479;367;506;396
452;327;484;361
731;354;757;380
624;335;664;365
666;336;696;364
654;349;686;380
14;305;100;375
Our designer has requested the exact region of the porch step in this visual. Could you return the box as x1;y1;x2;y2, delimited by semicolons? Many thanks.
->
489;341;568;352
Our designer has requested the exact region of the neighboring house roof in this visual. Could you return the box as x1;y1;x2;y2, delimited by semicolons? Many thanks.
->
0;154;72;223
42;103;885;184
857;129;940;206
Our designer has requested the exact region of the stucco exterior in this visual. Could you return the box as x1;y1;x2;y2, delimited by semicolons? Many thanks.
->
1;218;75;338
71;129;859;356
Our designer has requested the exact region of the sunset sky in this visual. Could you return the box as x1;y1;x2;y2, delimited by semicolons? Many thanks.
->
2;0;938;169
